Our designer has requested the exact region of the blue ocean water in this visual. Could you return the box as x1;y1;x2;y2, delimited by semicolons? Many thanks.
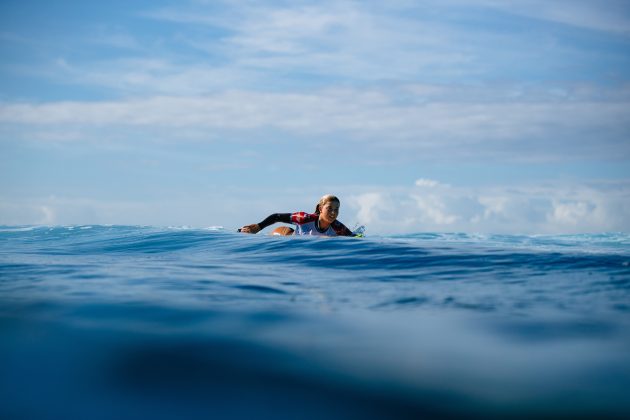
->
1;225;629;419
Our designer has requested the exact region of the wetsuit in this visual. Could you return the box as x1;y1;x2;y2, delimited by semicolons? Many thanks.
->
257;212;354;237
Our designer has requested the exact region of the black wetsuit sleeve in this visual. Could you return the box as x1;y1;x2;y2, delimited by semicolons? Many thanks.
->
336;222;355;237
258;213;292;230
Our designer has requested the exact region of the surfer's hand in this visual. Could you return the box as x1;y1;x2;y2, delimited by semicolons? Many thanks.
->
240;224;261;234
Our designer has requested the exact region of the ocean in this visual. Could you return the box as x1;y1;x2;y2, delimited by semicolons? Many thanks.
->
1;225;629;419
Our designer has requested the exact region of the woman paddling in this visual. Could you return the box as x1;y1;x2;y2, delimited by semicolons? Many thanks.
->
239;194;356;237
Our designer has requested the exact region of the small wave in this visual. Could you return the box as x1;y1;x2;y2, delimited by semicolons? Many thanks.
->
0;226;39;232
235;284;287;294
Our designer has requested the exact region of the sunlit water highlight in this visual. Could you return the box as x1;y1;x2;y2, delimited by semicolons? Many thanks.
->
1;226;629;419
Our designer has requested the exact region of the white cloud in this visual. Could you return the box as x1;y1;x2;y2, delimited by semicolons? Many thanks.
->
415;178;444;188
463;0;630;35
88;25;144;50
476;196;509;222
352;192;384;224
5;0;629;100
44;57;252;96
549;200;594;226
412;194;459;225
346;181;630;234
39;205;56;225
222;2;475;81
1;85;628;162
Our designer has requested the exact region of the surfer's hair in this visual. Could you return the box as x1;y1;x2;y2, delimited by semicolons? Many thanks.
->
315;194;340;214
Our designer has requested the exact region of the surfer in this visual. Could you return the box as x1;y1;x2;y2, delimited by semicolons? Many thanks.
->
239;194;356;237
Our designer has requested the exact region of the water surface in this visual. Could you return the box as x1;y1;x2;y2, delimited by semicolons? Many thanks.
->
1;226;629;419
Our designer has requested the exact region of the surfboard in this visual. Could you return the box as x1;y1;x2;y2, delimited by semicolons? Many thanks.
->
271;226;294;236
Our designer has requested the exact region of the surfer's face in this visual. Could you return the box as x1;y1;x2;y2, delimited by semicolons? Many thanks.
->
320;201;340;224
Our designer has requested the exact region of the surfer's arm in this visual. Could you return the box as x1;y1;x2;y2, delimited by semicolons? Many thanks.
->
336;223;355;237
240;213;291;234
258;213;292;229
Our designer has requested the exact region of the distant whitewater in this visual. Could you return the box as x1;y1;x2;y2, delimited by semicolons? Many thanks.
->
1;226;629;419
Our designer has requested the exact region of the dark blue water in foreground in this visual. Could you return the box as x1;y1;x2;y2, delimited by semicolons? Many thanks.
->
1;226;629;419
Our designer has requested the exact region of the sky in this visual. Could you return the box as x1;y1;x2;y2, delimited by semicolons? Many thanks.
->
1;0;629;234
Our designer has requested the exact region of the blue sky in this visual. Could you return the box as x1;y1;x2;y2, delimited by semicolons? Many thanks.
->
1;0;629;233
